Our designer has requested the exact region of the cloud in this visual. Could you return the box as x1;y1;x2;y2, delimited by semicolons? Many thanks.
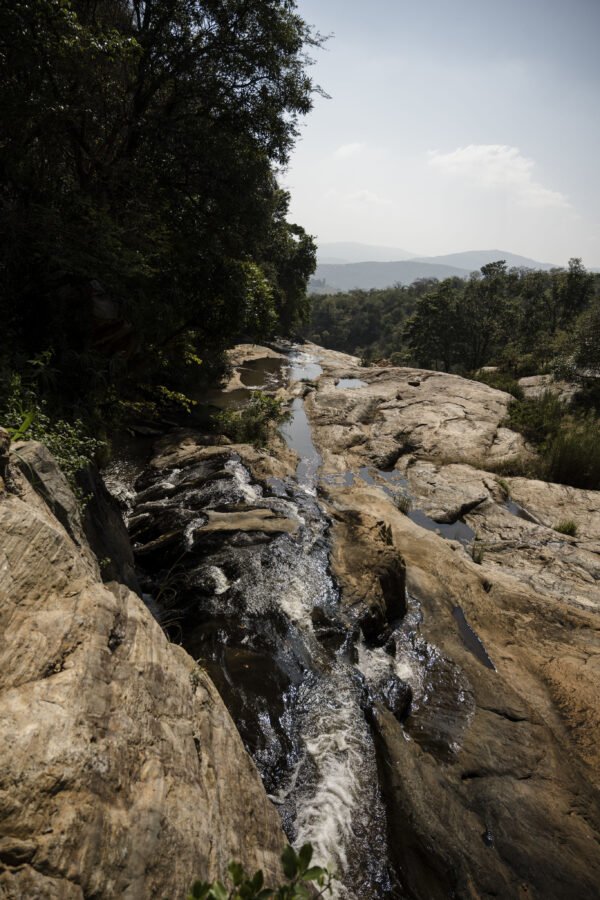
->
345;189;391;207
333;142;365;159
427;144;570;209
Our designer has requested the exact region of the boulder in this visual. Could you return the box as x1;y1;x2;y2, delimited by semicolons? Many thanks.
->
0;451;286;898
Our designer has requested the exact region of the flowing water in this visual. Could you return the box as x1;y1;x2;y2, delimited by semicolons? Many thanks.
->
117;348;476;898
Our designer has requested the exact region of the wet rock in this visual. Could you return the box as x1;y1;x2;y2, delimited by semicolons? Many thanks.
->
77;463;141;592
311;606;347;651
381;676;412;721
329;507;407;640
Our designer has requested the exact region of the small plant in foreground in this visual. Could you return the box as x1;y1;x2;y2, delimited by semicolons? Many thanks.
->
554;520;578;537
188;843;334;900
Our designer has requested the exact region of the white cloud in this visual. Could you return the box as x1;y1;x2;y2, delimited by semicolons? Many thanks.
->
345;189;391;207
332;142;365;159
427;144;570;209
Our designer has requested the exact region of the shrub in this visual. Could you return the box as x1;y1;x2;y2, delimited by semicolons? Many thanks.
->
215;391;288;446
554;520;578;537
504;391;564;445
188;843;333;900
545;416;600;490
473;369;524;400
503;392;600;490
0;373;103;483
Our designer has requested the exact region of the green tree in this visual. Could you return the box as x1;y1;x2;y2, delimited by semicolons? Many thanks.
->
0;0;322;416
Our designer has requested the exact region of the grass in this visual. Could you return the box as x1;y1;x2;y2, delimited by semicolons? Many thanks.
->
471;540;485;565
395;492;412;515
554;520;578;537
495;477;511;498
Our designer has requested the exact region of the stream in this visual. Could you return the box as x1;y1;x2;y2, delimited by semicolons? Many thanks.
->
111;348;482;898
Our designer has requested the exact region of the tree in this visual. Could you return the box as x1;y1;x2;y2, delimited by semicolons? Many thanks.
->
0;0;322;412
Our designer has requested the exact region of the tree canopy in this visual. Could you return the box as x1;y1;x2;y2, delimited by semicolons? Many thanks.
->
306;259;600;377
0;0;321;416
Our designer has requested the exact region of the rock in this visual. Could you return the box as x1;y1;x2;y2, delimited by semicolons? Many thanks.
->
202;508;299;535
302;343;600;896
519;373;579;402
0;427;10;492
329;507;407;643
305;348;531;473
0;452;286;897
11;440;98;572
311;606;347;650
77;464;141;593
381;676;412;721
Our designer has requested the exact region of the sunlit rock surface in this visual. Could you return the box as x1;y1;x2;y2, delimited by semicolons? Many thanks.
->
0;452;285;898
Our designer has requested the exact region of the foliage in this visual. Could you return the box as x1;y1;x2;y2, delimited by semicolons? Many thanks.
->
0;0;321;434
472;370;524;400
503;393;600;490
306;259;600;378
395;492;412;515
544;415;600;490
0;372;103;481
504;392;565;445
471;542;485;565
554;520;578;537
188;843;333;900
215;392;288;446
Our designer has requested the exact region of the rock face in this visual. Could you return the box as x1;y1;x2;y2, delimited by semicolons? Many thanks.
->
0;447;285;898
300;344;600;898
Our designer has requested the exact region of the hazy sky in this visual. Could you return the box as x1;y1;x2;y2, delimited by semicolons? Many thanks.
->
284;0;600;265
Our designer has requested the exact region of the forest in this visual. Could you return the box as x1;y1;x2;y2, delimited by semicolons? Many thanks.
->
0;0;321;452
306;260;600;489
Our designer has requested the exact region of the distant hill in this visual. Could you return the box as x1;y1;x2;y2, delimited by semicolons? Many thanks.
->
309;248;569;293
412;249;558;272
310;260;470;293
316;241;415;264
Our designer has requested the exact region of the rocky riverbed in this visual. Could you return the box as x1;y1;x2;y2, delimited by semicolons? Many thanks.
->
1;343;599;898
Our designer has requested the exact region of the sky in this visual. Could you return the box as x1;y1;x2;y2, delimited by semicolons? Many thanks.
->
283;0;600;266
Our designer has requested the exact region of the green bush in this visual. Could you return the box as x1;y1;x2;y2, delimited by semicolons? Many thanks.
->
503;392;600;489
545;416;600;490
215;392;289;447
188;843;333;900
504;391;565;445
0;373;103;482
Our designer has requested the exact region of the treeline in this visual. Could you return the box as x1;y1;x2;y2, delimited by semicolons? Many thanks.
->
307;259;600;489
306;260;600;377
0;1;320;437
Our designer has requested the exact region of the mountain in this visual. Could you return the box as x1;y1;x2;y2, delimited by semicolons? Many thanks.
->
310;260;470;293
412;249;558;271
309;248;569;292
316;241;415;264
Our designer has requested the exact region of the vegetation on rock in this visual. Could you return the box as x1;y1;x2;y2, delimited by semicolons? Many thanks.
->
215;391;289;446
